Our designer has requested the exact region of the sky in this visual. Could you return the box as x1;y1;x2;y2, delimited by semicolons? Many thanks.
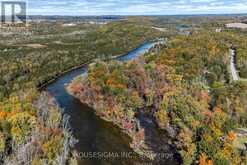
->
25;0;247;15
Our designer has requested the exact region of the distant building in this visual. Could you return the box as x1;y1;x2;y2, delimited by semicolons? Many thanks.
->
226;23;247;29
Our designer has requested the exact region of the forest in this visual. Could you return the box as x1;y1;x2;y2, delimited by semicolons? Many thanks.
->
0;21;161;100
68;31;247;164
1;15;247;164
0;20;162;164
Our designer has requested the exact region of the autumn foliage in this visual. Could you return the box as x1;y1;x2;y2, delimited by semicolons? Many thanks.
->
68;33;247;164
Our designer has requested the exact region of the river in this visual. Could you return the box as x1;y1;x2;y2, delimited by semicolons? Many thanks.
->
46;42;159;165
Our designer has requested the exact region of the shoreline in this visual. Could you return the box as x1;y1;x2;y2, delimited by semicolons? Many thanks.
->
66;85;155;161
38;40;154;91
65;40;168;161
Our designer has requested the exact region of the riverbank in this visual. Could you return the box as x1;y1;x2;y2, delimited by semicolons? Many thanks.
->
65;41;178;163
66;82;175;164
39;40;161;91
67;81;178;164
44;41;168;164
38;61;91;90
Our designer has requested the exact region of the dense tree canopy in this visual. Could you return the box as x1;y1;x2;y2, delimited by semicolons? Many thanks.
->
69;32;247;164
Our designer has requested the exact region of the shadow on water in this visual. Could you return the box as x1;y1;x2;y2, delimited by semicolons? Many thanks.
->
136;110;182;165
46;42;168;165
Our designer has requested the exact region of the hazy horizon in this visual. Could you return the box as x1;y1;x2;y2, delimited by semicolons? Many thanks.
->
22;0;247;16
26;13;247;17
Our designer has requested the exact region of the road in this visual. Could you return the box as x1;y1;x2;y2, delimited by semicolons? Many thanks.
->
230;49;239;81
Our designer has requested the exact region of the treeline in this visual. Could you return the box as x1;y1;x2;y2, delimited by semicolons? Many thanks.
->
68;32;247;164
0;21;161;100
